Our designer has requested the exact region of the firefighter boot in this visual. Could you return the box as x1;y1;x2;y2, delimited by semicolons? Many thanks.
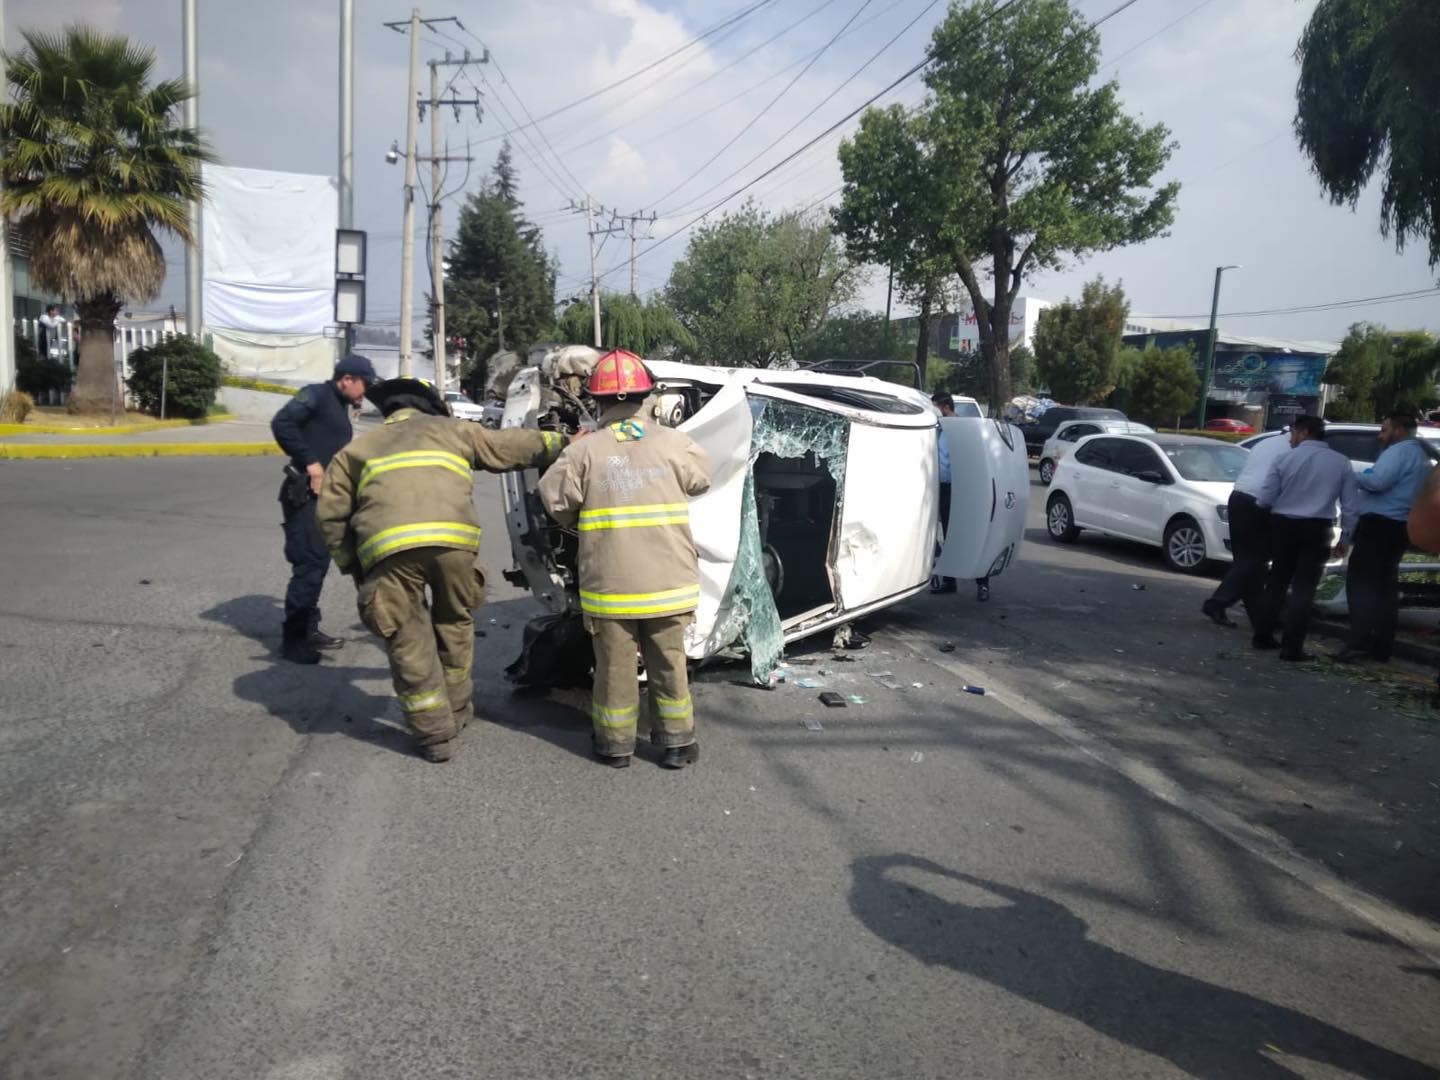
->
660;742;699;769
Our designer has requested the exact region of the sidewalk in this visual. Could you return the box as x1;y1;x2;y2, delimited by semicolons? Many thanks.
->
0;419;282;458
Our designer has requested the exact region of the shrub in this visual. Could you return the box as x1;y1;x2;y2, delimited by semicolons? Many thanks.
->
126;337;223;419
17;351;72;398
1;389;36;423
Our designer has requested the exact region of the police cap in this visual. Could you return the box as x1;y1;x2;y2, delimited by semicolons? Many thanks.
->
335;353;378;384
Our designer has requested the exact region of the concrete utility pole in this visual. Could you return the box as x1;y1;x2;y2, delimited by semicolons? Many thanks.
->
397;9;420;377
586;197;602;347
0;0;14;397
423;49;483;390
494;284;503;351
622;211;656;298
1197;264;1241;428
183;0;203;339
338;0;354;230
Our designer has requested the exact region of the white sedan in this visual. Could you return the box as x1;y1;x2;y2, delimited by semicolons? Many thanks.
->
1038;418;1154;485
443;390;486;422
1045;432;1248;573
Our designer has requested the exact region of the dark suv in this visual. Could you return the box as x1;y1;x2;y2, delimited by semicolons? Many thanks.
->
1023;405;1129;456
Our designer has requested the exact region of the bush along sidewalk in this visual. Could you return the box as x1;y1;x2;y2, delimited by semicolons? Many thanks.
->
127;337;225;419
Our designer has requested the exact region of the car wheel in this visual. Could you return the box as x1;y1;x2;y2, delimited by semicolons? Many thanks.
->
1038;458;1054;485
1163;516;1208;573
1046;493;1080;543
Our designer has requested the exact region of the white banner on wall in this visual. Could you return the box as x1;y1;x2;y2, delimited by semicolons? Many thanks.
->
202;165;338;334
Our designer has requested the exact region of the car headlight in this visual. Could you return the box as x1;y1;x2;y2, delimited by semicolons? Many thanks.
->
1216;504;1229;522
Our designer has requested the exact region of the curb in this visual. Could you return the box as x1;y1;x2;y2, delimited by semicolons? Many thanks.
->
0;442;282;460
0;416;227;437
1311;617;1440;669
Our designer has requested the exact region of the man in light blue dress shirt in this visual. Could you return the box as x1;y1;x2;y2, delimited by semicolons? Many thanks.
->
1254;416;1358;661
1334;414;1432;663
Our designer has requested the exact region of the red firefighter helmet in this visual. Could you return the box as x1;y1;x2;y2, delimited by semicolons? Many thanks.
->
586;349;654;399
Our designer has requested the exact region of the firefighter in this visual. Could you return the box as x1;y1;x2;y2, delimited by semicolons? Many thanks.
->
316;377;564;762
537;350;712;769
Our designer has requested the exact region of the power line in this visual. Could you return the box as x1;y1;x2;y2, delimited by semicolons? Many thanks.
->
557;0;843;157
598;0;1143;287
659;0;946;217
1101;0;1220;70
1145;287;1440;321
472;0;784;146
649;0;876;211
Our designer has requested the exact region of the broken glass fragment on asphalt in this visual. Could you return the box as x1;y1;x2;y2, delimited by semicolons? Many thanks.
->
801;717;824;731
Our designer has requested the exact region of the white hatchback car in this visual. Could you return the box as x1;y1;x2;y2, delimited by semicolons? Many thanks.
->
1038;418;1154;485
1045;433;1248;573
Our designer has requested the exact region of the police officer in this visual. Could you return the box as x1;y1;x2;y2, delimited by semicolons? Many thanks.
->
316;377;564;762
270;353;377;664
537;350;712;769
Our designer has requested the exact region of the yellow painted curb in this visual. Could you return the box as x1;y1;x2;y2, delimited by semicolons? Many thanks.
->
0;416;227;437
0;442;282;460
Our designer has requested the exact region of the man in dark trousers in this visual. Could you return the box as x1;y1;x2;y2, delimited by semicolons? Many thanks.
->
270;353;377;663
1333;413;1431;663
1253;415;1357;661
1202;428;1291;627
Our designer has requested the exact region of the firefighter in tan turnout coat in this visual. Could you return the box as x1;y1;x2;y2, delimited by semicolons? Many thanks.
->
317;377;563;762
538;350;712;769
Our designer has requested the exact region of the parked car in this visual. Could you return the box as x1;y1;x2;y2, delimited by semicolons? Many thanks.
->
1045;433;1248;573
1239;423;1440;471
443;389;486;423
498;348;1029;683
1038;419;1155;485
1022;405;1129;456
948;395;983;418
1204;417;1255;434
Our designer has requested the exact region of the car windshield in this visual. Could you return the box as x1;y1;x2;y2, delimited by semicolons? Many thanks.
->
952;401;982;418
1162;443;1248;482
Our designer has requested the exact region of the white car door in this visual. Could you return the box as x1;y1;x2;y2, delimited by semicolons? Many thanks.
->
932;418;1029;581
1108;440;1169;543
1066;437;1120;527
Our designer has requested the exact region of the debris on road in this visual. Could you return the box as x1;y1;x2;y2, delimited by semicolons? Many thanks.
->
801;717;824;731
847;695;868;705
939;642;956;653
866;670;894;679
819;692;846;708
963;685;986;696
910;751;924;763
796;677;824;689
1132;583;1147;591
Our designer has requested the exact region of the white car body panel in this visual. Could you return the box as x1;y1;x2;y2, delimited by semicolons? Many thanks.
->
932;418;1030;580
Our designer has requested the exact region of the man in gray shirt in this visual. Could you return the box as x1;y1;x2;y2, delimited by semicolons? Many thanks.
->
1253;415;1358;660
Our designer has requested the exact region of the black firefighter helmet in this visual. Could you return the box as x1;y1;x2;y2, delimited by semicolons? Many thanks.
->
366;376;451;419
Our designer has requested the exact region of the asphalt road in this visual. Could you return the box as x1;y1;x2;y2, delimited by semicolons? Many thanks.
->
1;458;1437;1080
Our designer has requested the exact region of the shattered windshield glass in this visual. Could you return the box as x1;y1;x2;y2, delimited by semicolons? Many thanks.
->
708;397;849;683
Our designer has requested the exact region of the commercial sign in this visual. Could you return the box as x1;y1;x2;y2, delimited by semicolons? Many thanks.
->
1210;351;1326;396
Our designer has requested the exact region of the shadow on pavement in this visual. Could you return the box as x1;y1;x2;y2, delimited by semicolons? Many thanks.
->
199;594;411;758
849;854;1436;1080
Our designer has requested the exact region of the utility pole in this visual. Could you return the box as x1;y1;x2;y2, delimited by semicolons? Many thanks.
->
0;0;14;398
338;0;354;229
570;199;629;346
183;0;203;340
1197;264;1241;428
621;211;656;298
424;49;483;390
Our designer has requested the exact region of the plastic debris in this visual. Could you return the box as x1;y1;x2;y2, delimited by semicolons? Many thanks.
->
939;642;956;653
962;684;986;695
847;695;868;705
866;671;895;679
819;692;846;708
879;680;904;691
1132;583;1147;591
910;751;924;763
911;682;924;689
801;717;824;731
796;677;824;689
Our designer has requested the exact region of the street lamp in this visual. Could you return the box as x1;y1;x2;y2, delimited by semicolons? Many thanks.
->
1197;264;1241;428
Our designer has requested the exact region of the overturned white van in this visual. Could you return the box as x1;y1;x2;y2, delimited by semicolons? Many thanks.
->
498;348;1028;683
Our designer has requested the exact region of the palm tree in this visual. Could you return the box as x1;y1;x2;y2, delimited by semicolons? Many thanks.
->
1;26;211;413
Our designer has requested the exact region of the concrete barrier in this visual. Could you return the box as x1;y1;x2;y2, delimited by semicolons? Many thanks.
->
220;386;294;421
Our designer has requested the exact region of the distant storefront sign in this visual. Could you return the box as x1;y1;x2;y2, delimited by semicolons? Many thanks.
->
1210;351;1326;396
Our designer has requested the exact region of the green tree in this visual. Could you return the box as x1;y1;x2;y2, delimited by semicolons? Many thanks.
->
838;0;1176;413
1129;344;1199;427
1295;1;1440;267
793;311;908;365
1;26;211;414
1107;344;1145;412
555;292;696;356
1009;345;1035;395
833;105;952;385
1322;322;1388;421
1375;331;1440;417
665;202;859;367
445;142;556;380
1032;278;1128;404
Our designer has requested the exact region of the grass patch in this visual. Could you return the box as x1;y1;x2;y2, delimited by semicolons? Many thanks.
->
29;406;157;428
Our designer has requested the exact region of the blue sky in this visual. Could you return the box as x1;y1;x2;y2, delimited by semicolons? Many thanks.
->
8;0;1438;346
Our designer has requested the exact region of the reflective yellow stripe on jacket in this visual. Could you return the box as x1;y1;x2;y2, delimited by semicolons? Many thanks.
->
357;520;482;569
579;583;700;617
577;502;691;532
357;450;471;495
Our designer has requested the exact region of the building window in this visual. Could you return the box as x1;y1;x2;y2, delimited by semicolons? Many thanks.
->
125;328;134;346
